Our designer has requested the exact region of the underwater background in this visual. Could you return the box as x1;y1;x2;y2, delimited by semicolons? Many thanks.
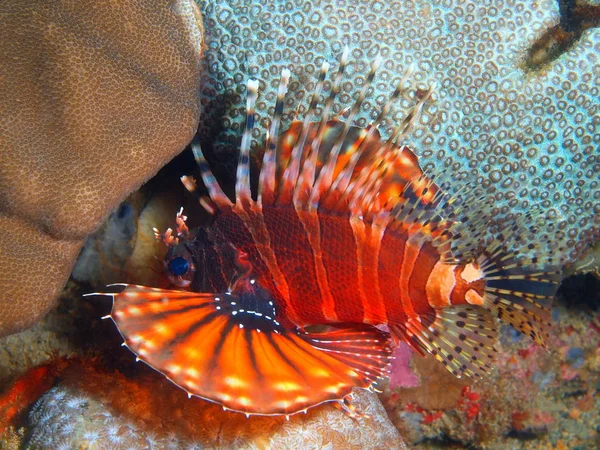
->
1;0;599;448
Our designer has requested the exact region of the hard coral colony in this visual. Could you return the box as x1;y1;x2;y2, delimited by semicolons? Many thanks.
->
0;0;204;338
97;49;565;418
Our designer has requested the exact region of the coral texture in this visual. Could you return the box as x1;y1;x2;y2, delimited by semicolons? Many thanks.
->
71;168;208;288
24;361;406;449
195;0;599;258
0;0;204;336
382;299;600;447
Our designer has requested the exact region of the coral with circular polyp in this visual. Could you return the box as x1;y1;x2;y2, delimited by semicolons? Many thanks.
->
195;0;599;260
0;0;204;337
20;359;406;449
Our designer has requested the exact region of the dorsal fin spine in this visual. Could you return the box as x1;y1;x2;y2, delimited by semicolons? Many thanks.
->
191;142;233;210
309;55;381;211
236;79;260;205
324;64;415;210
322;129;372;211
259;69;291;206
180;175;219;215
277;60;329;205
387;83;435;147
337;142;392;214
298;47;349;211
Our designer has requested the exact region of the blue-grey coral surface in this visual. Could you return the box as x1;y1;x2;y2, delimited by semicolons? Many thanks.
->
195;0;599;259
25;384;405;449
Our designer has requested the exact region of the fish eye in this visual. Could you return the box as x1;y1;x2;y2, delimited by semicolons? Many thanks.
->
168;256;190;276
164;245;195;288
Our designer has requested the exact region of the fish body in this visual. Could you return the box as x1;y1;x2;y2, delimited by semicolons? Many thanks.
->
97;51;561;417
199;205;485;333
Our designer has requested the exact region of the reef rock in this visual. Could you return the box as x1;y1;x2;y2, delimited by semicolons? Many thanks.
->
24;360;406;449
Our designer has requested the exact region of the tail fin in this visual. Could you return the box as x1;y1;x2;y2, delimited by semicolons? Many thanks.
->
478;243;562;347
394;226;562;382
99;284;393;417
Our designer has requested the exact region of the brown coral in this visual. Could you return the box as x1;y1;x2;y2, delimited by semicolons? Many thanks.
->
0;0;204;336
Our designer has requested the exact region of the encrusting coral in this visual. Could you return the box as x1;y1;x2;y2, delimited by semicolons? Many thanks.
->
0;0;204;337
381;298;600;448
195;0;599;260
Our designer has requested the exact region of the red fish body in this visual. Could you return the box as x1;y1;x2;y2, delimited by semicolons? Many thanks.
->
96;50;561;417
210;206;484;331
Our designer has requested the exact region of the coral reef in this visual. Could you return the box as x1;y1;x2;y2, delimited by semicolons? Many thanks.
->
0;211;408;449
1;155;597;448
0;0;204;337
0;281;94;387
381;292;600;448
3;275;597;449
195;0;599;259
0;363;61;436
1;0;599;447
14;359;406;449
0;166;408;447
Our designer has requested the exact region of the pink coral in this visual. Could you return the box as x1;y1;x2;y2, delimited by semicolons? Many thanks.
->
389;343;419;389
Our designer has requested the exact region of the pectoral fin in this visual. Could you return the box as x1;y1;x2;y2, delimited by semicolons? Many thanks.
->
102;285;393;416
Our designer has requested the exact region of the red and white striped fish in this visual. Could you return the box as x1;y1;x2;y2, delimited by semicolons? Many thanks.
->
96;49;561;417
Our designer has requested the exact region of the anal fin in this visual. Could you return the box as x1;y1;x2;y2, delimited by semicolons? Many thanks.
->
104;285;393;416
302;323;394;386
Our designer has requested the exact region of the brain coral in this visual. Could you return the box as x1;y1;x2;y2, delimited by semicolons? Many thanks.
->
0;0;204;336
195;0;599;259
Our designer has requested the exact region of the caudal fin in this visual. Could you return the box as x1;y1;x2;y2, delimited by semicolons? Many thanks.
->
478;244;561;347
99;285;393;416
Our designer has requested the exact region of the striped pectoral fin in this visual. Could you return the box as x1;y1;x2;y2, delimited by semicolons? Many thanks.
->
104;285;393;416
403;305;499;380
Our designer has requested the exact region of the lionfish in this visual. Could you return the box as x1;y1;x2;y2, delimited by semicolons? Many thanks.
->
95;49;561;418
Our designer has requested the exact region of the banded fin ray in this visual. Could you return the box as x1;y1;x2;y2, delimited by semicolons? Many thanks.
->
479;245;560;347
294;47;349;208
307;55;382;211
105;284;393;416
278;60;330;205
438;196;563;346
396;305;499;379
236;79;260;205
184;51;449;256
259;68;291;206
